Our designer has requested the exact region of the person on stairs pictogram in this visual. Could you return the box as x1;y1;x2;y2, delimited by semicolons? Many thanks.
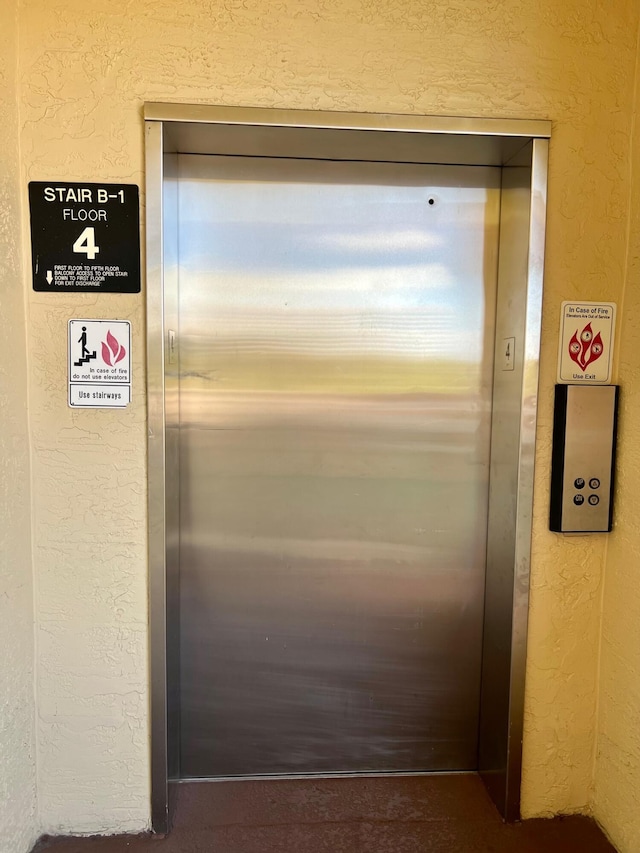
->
74;326;97;367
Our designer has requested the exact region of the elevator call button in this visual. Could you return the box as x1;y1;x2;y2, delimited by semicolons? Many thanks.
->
549;384;618;533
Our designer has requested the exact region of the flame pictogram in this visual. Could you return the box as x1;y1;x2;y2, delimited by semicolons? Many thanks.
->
568;322;603;371
102;330;126;366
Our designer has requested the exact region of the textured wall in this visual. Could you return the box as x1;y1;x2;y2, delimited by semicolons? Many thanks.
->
592;47;640;853
0;0;38;851
15;0;640;833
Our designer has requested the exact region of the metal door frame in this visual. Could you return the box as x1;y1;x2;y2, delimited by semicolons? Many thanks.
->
145;103;550;833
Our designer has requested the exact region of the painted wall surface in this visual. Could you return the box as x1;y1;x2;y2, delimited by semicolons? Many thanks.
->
14;0;640;833
0;0;38;851
592;51;640;853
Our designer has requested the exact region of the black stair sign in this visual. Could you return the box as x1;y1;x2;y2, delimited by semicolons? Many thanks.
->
29;182;141;293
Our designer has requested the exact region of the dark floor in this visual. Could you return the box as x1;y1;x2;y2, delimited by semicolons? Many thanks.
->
33;775;616;853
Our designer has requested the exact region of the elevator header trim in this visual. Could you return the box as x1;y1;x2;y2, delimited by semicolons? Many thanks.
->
144;103;551;166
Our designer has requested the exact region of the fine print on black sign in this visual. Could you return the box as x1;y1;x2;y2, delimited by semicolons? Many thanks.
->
29;182;141;293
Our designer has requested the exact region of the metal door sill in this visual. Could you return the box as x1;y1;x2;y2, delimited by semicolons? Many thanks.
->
177;769;478;784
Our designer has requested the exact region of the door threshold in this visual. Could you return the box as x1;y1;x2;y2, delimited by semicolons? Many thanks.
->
177;770;478;784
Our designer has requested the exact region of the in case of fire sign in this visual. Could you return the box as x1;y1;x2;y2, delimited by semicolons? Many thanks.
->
557;302;616;384
68;320;131;408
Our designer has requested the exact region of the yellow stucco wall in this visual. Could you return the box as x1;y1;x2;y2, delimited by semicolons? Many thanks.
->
13;0;640;835
0;1;38;851
592;46;640;853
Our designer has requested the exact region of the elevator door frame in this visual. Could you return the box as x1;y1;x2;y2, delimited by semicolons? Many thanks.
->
145;103;550;834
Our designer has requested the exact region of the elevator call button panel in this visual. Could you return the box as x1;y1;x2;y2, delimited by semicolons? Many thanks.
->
550;384;618;533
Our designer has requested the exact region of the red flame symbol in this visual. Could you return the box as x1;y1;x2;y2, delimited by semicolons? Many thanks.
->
568;323;603;371
101;330;126;366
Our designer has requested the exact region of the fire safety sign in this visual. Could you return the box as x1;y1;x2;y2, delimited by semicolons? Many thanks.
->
29;182;140;292
557;301;616;384
68;320;131;408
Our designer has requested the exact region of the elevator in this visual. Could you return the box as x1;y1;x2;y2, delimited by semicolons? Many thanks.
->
146;105;549;831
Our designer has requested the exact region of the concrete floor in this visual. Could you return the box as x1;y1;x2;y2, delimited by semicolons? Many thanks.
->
33;775;617;853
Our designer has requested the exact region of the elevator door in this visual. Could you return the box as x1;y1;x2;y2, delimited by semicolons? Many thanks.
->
177;154;499;779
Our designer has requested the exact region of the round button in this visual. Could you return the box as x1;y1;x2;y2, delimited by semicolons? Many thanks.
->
574;494;585;506
574;478;585;489
588;494;600;506
589;478;601;489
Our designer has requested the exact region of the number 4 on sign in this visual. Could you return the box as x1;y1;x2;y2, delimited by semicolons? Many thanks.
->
503;336;515;371
73;226;100;259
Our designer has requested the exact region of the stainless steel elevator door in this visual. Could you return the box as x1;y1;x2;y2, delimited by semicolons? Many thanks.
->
177;154;500;779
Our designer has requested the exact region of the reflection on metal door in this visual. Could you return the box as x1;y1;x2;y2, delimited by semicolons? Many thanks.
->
177;155;500;778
